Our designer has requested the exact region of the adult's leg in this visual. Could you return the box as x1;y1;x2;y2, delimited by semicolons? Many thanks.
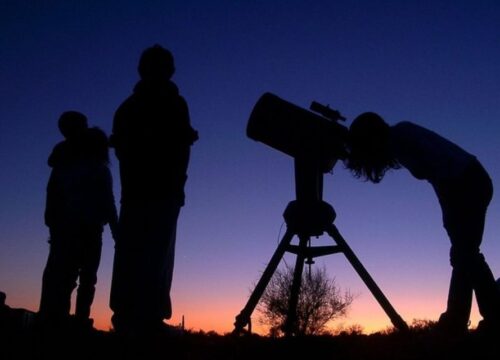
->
139;203;180;326
109;202;144;331
156;205;180;321
438;162;497;328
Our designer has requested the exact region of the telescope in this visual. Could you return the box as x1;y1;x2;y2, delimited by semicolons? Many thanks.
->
247;92;348;203
247;92;348;173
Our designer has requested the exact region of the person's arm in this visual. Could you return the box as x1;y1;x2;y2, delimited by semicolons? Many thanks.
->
44;169;60;227
48;142;68;167
103;167;119;242
176;95;198;145
110;98;134;160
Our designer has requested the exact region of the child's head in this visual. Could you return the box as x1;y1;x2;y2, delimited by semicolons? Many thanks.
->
345;112;399;183
58;111;88;139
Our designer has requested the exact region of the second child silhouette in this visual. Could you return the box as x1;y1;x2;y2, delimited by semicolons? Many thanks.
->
39;112;118;330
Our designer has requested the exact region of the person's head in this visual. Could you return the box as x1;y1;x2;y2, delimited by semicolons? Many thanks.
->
344;112;399;183
58;111;88;139
85;127;110;165
138;44;175;80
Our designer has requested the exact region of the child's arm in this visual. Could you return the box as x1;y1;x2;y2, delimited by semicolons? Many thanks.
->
103;167;119;242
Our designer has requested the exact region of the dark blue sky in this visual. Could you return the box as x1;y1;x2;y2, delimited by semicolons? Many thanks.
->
1;0;500;333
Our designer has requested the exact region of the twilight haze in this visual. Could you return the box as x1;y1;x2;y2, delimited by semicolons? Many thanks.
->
1;1;499;334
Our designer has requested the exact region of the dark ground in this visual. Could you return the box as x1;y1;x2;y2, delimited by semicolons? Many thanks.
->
1;323;499;360
1;301;498;360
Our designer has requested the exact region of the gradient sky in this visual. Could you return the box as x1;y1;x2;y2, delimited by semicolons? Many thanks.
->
1;0;500;334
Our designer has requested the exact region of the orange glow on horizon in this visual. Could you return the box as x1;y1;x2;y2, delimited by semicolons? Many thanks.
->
12;281;483;335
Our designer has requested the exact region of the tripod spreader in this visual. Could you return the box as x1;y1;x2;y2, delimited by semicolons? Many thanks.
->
233;200;409;336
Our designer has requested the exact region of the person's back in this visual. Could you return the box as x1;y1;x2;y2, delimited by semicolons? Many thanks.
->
389;121;476;185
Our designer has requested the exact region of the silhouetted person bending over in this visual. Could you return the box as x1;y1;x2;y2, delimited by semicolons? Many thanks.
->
345;112;499;336
109;45;198;335
39;113;118;330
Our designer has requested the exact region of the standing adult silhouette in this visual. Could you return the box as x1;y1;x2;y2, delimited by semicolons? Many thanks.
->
109;45;198;335
345;112;499;336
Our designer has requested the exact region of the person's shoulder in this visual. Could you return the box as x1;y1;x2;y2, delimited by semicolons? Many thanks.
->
115;93;136;111
49;141;67;156
391;121;427;135
116;85;141;109
48;141;70;167
113;94;138;124
392;121;417;130
177;94;189;109
170;86;190;116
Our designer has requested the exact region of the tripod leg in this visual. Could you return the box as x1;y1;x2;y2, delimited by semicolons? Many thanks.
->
283;235;309;336
233;229;295;334
326;224;409;332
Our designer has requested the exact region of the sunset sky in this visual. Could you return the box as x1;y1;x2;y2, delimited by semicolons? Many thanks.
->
1;0;500;334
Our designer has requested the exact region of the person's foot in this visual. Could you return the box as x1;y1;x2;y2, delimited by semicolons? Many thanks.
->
111;313;137;336
434;312;469;337
476;319;500;337
34;313;72;333
111;315;183;338
72;316;94;332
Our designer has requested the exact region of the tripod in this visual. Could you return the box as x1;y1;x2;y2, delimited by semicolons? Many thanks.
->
233;159;408;336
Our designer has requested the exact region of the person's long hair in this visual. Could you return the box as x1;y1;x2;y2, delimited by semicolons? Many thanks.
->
344;112;400;183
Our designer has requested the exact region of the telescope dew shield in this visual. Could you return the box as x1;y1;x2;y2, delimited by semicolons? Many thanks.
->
246;93;347;168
